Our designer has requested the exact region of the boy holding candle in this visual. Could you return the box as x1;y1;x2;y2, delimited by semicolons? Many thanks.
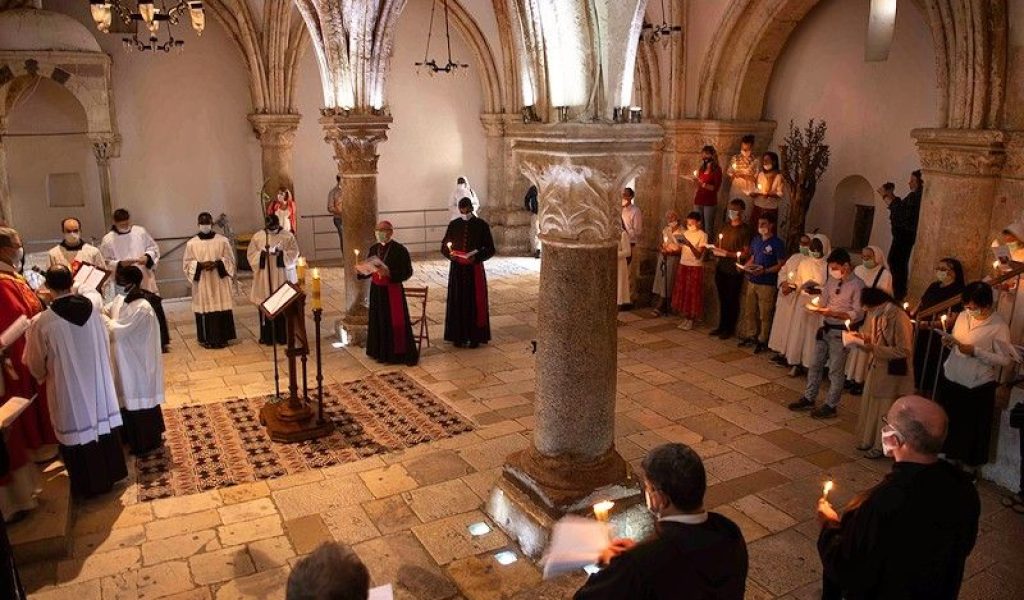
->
737;214;785;353
708;199;752;340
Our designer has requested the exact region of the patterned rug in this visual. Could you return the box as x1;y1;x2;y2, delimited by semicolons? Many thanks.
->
133;372;474;501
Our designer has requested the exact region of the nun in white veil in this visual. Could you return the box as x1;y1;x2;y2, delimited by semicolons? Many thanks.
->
787;233;831;374
448;176;480;220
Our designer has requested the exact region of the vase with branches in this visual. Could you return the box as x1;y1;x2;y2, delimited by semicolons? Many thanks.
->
780;119;830;253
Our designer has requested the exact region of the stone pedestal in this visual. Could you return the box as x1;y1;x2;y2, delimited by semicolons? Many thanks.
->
486;124;660;557
89;136;120;229
911;128;1006;297
250;114;302;195
321;114;391;347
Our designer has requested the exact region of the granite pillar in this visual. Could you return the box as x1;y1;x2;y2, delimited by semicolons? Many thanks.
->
249;114;302;195
89;135;120;229
487;124;661;558
910;128;1006;297
321;114;391;347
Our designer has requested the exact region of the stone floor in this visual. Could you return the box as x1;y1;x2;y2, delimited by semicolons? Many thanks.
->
21;257;1024;599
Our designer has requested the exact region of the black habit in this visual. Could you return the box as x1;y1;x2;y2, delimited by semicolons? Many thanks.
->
574;514;748;600
117;266;171;349
359;241;418;366
818;460;980;600
441;216;495;346
0;440;27;599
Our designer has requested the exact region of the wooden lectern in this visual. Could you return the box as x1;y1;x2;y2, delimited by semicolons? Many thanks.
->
259;283;334;443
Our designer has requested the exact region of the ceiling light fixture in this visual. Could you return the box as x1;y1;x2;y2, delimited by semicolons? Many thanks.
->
88;0;205;53
415;0;469;75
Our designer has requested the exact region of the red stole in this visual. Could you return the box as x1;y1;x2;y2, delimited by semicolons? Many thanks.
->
472;263;488;328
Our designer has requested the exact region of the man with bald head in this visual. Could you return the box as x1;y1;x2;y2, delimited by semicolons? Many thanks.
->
816;395;980;600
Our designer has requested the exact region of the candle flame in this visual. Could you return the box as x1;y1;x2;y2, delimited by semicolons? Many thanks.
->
312;268;320;280
823;480;834;498
903;302;909;311
812;297;820;306
593;500;614;522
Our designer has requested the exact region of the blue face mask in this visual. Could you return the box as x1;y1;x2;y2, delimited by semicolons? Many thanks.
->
811;251;823;259
863;259;876;269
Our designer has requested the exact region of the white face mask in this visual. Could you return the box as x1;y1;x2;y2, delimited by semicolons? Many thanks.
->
881;430;901;457
758;227;769;236
728;210;740;221
64;232;81;245
966;308;982;320
461;213;472;221
116;224;131;234
829;268;844;280
935;270;949;283
199;224;212;234
644;489;656;514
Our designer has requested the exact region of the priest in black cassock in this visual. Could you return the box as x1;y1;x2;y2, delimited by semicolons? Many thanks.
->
359;221;418;366
0;427;27;599
441;197;495;348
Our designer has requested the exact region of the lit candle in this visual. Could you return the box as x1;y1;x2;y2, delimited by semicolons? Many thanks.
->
718;233;724;244
447;241;453;252
822;479;834;499
692;169;699;178
788;270;795;281
354;248;360;261
593;500;614;522
311;268;322;310
994;260;1001;271
296;257;307;286
812;296;820;307
844;319;851;332
663;235;668;245
903;302;910;311
941;314;948;328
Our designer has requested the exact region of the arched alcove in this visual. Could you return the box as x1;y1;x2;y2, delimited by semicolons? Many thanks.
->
830;175;875;251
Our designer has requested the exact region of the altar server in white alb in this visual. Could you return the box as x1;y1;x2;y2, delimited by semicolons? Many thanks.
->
100;208;160;293
183;212;237;349
23;267;127;499
48;217;105;273
247;214;299;345
104;266;165;456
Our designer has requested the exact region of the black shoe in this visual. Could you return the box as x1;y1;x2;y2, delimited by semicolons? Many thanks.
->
738;338;755;348
849;383;863;396
754;343;768;354
811;405;838;419
708;329;722;337
468;341;480;349
789;365;807;377
534;250;541;259
770;355;788;365
788;397;815;411
718;331;734;340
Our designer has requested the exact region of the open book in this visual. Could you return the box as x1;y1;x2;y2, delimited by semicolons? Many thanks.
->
73;263;110;294
841;331;864;348
0;396;33;429
261;283;300;318
541;516;611;579
368;584;393;600
451;249;480;260
355;256;387;276
1;315;30;350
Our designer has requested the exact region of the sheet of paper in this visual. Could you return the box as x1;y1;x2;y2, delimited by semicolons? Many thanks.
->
368;584;393;600
541;516;611;579
262;283;298;316
0;396;33;429
841;331;864;348
0;315;30;349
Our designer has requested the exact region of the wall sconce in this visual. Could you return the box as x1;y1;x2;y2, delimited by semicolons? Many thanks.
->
628;106;643;123
556;106;569;123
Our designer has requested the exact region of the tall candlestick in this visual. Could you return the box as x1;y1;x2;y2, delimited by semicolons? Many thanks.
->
311;268;322;310
296;257;307;286
593;501;614;522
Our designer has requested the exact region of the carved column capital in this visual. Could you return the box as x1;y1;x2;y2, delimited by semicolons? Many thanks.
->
912;128;1006;177
249;114;302;149
320;115;392;176
661;119;777;155
88;135;121;164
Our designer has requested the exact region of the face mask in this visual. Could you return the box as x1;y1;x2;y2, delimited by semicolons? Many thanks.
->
881;430;901;457
762;164;773;171
375;231;390;243
116;225;131;234
758;227;769;236
829;268;844;280
936;270;949;283
461;213;472;221
1008;241;1021;251
863;259;876;269
64;232;81;245
966;308;982;320
811;251;823;259
728;210;739;221
799;245;810;256
7;247;24;270
644;489;655;514
199;225;212;234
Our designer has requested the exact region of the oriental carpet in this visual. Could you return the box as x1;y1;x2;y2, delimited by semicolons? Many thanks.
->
132;371;474;501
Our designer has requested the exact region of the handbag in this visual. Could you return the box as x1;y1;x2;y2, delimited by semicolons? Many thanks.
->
1010;402;1024;429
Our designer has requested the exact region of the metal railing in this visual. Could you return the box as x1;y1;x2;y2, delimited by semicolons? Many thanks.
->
912;261;1024;397
299;209;451;262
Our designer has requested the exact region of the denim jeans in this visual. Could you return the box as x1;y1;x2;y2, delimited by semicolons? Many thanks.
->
332;216;344;250
804;328;850;407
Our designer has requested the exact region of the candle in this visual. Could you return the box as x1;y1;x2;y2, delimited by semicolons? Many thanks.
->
593;500;614;522
447;241;453;252
718;233;724;243
296;257;307;286
941;314;948;328
354;248;360;260
822;479;834;499
788;270;795;281
844;319;851;332
663;235;668;245
903;302;910;311
994;260;1001;271
311;268;322;310
812;296;820;307
692;169;699;178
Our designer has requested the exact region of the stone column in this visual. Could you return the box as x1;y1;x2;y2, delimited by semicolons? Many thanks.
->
0;119;11;225
249;114;302;195
320;114;391;347
487;124;661;558
910;128;1006;297
89;135;121;230
480;113;533;255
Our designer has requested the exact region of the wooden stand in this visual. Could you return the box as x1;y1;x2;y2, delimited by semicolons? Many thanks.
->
260;289;334;443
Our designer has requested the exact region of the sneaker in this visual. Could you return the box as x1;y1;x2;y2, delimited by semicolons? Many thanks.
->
753;343;768;354
788;397;815;411
811;405;838;419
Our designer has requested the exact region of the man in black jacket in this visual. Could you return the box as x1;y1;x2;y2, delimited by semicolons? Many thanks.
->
575;443;748;599
817;395;980;599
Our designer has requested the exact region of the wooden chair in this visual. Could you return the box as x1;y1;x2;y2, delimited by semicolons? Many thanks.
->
405;286;430;351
